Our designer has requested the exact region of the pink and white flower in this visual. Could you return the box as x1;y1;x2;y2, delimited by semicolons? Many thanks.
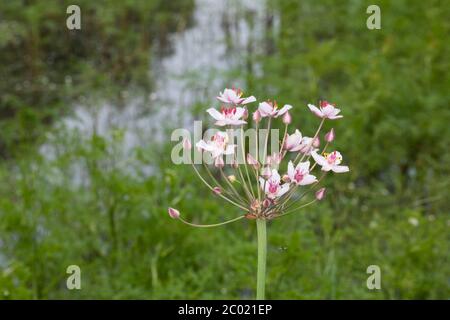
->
307;101;343;119
196;131;235;160
259;169;290;199
297;136;319;155
311;150;349;173
283;130;303;152
266;152;283;166
287;161;317;186
315;188;326;200
283;130;318;154
206;106;247;126
258;101;292;118
217;88;256;106
246;153;260;169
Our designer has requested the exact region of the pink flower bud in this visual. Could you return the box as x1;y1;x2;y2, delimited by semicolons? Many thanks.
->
214;156;224;168
282;111;292;124
183;137;192;150
282;174;291;183
313;136;320;148
262;199;271;208
250;200;261;211
243;108;249;120
325;128;335;142
212;187;222;195
253;110;261;123
261;166;272;179
168;207;180;219
227;175;236;183
247;153;260;169
315;188;326;201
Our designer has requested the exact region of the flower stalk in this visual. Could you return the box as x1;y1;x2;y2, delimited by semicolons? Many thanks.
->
169;89;349;299
256;218;267;300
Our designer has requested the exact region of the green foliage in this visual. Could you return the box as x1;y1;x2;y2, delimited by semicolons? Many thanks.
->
0;0;194;158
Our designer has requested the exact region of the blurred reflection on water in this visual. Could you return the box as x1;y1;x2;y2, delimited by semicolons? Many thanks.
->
60;0;271;150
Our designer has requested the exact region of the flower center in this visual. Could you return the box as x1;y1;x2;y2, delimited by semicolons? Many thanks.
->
221;106;237;117
268;183;278;194
324;151;342;165
294;170;304;182
234;87;243;97
211;133;228;149
320;100;335;108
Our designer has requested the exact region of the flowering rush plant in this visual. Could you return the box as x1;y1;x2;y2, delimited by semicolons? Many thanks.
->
168;88;349;299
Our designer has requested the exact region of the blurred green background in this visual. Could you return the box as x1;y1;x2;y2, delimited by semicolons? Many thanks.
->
0;0;449;299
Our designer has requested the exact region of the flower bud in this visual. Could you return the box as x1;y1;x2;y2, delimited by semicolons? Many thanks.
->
243;108;249;120
247;153;260;169
313;136;320;148
183;137;192;150
315;188;326;201
262;199;271;208
261;166;272;179
282;111;292;124
252;110;261;123
282;174;291;183
227;175;236;183
325;128;335;142
250;200;261;211
214;156;224;168
168;207;180;219
212;187;222;195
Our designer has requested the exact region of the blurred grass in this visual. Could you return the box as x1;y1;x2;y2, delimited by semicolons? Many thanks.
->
0;0;449;299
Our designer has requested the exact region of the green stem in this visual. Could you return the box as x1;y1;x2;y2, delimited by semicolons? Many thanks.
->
256;219;267;300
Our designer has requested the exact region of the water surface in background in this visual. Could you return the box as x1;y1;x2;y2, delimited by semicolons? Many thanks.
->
60;0;271;153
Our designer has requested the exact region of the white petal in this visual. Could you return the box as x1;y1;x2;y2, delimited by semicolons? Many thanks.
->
321;105;335;116
332;165;349;173
270;169;281;184
215;120;228;126
287;161;295;178
259;177;266;191
285;130;302;150
232;107;246;120
217;95;229;104
275;104;292;117
227;119;247;126
332;108;341;116
277;184;290;197
258;102;273;117
264;180;270;194
307;104;323;117
289;144;303;152
196;140;213;152
296;161;310;173
206;108;224;121
241;96;256;104
311;151;327;166
299;174;317;186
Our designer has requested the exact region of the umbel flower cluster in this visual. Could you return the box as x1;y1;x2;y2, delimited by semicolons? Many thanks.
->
168;88;349;225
